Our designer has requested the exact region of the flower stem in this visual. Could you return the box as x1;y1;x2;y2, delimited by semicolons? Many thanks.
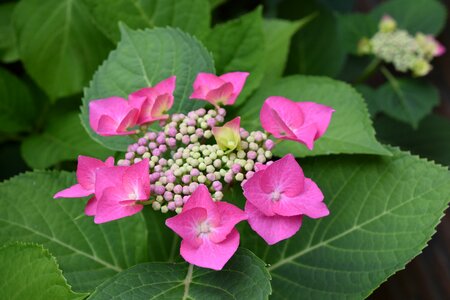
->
182;264;194;300
354;58;381;84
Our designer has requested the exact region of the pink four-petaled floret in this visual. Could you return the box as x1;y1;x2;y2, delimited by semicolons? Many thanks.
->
242;154;329;245
166;184;247;270
190;72;249;107
260;96;334;150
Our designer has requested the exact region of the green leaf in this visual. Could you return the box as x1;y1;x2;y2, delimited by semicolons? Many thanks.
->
203;7;265;102
372;0;447;35
279;0;346;77
21;111;113;169
209;0;227;10
375;114;450;166
243;148;450;299
0;171;148;292
89;248;271;299
81;26;215;151
338;13;377;54
13;0;113;100
0;67;36;134
261;18;309;84
83;0;211;42
355;84;382;117
238;75;390;157
377;74;439;128
0;2;19;63
0;243;86;300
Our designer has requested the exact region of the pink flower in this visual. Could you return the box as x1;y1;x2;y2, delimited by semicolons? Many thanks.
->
260;96;334;150
212;117;241;152
242;154;329;245
166;185;247;270
90;159;150;224
89;97;139;136
129;76;176;125
190;72;249;107
427;35;446;57
54;155;114;200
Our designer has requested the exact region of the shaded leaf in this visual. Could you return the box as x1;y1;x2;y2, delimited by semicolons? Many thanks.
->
83;0;211;42
81;26;215;151
0;2;18;63
338;13;377;54
21;111;113;169
89;248;271;300
238;76;390;157
0;243;86;300
0;171;148;292
13;0;113;100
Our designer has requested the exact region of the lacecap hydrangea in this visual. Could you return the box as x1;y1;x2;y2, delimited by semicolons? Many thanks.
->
55;72;335;270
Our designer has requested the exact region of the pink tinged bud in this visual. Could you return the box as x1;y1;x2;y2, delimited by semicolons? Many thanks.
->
218;108;226;116
152;149;161;157
165;185;247;270
212;117;241;152
154;185;165;195
158;144;167;152
427;35;446;56
174;197;184;207
154;165;162;172
92;159;150;224
245;171;254;179
167;174;176;183
242;154;329;244
138;138;147;145
183;196;190;203
125;152;135;160
182;135;190;144
206;173;216;181
128;144;138;152
264;139;275;150
150;174;160;183
182;175;191;184
212;181;222;191
189;72;249;107
247;151;257;160
216;115;224;123
183;186;191;195
54;156;115;201
189;182;198;193
89;97;139;136
190;169;200;176
168;201;176;211
167;137;177;147
128;76;176;125
148;142;157;150
224;172;233;183
207;118;216;127
260;96;334;150
240;129;249;139
117;159;130;166
195;128;204;137
168;127;177;137
146;132;157;140
164;191;173;201
174;185;183;194
231;164;241;173
197;108;206;116
156;134;166;144
186;118;196;126
136;146;147;155
173;152;182;159
158;158;167;166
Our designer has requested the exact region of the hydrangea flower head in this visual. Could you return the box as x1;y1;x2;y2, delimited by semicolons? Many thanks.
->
190;72;249;107
166;185;246;270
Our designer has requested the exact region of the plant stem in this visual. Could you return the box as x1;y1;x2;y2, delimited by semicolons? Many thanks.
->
182;264;194;300
354;58;381;84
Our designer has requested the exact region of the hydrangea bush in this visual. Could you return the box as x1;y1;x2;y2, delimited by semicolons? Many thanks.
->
0;0;449;299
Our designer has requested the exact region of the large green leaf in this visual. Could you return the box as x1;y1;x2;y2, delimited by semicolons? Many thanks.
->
21;111;113;169
261;18;308;84
238;76;390;157
83;0;211;42
0;171;148;292
203;7;265;102
279;0;346;77
375;114;450;166
81;26;215;151
338;13;377;54
372;0;446;35
13;0;113;100
242;148;450;299
0;67;36;134
377;76;439;128
0;2;18;63
89;248;271;299
0;243;86;300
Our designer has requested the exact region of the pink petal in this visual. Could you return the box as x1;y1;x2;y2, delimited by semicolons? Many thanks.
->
53;184;91;199
205;82;234;106
85;196;98;216
260;154;304;197
122;159;150;200
219;72;249;104
246;201;302;245
94;166;127;200
180;228;240;270
94;187;144;224
152;76;176;96
260;96;304;139
76;155;114;191
183;185;219;221
166;207;207;248
242;171;276;216
116;108;139;134
273;178;329;218
297;102;334;140
209;201;247;243
190;73;225;99
151;94;173;120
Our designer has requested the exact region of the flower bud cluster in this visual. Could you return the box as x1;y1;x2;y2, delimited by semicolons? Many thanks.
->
357;15;445;77
118;107;275;214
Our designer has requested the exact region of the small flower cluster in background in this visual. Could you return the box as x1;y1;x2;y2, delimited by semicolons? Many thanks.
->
54;71;334;270
358;15;446;76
